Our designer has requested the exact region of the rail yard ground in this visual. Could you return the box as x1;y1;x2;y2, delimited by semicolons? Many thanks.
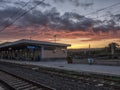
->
0;59;120;90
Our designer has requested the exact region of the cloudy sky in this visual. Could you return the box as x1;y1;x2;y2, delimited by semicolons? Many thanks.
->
0;0;120;49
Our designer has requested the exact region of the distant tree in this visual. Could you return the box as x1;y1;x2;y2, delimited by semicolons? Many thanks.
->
108;42;119;52
107;42;119;59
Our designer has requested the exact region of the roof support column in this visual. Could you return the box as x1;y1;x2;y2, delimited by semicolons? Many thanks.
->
41;46;44;59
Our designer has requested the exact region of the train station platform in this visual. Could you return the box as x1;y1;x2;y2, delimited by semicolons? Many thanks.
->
0;59;120;77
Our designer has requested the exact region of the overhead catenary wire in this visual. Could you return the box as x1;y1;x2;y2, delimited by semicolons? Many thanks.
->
0;0;45;32
0;0;32;28
91;8;120;20
85;1;120;16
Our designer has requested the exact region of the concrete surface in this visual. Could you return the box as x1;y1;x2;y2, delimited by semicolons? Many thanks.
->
0;59;120;77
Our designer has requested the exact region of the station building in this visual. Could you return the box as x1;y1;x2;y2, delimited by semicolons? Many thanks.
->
0;39;71;61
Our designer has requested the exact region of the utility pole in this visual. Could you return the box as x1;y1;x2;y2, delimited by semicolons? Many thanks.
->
54;34;57;43
89;44;91;49
111;43;114;59
29;28;34;40
89;44;91;57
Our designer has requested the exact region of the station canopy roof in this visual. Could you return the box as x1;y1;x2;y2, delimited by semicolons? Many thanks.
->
0;39;71;49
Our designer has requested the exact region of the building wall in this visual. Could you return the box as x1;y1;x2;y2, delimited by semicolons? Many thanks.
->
43;47;67;59
0;45;69;61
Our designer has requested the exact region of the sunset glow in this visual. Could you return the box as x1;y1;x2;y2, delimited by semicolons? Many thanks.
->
0;0;120;49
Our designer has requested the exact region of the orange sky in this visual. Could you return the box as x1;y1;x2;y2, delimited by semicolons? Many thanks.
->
0;26;120;49
0;0;120;49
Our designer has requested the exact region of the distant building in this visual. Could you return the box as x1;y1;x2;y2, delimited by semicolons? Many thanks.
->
68;48;103;53
0;39;71;61
68;47;120;59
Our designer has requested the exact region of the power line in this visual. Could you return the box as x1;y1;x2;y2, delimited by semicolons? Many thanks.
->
0;0;32;28
85;1;120;16
91;8;120;20
0;0;45;32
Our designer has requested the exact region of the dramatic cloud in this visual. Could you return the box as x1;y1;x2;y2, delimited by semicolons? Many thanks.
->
0;0;120;33
93;15;120;32
0;6;98;31
33;0;51;7
0;0;120;47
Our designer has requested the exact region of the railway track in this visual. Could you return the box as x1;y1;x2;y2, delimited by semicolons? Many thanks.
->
0;70;55;90
0;62;119;90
